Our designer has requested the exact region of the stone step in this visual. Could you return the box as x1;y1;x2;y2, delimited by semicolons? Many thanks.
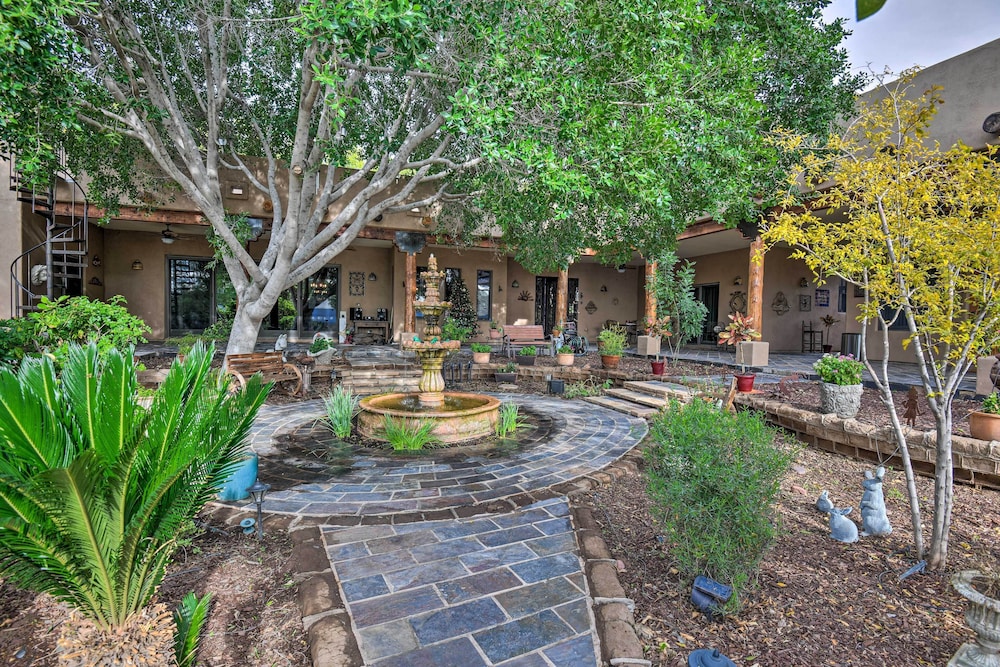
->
623;380;694;402
605;388;669;409
581;395;660;419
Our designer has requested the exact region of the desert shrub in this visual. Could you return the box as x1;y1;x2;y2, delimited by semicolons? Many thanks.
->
645;399;796;609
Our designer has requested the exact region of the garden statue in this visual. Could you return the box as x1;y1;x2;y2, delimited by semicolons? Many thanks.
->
860;467;893;537
816;490;835;513
828;507;859;543
902;386;922;428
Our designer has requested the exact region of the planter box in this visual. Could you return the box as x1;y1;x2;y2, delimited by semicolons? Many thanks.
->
495;372;517;383
515;355;536;366
637;335;661;358
736;341;769;369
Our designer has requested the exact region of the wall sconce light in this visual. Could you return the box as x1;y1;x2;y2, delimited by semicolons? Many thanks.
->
91;255;101;267
799;277;809;288
368;272;377;281
600;285;608;292
511;280;519;288
733;276;743;286
247;480;270;541
131;260;144;271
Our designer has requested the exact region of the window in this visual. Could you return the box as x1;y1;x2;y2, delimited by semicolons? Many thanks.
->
444;268;461;301
168;257;214;334
476;270;492;320
837;279;847;314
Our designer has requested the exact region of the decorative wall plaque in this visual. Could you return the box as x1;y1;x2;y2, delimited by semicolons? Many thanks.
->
585;300;598;315
349;271;366;296
799;294;812;311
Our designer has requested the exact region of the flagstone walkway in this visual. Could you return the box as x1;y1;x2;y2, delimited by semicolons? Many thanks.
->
239;395;648;666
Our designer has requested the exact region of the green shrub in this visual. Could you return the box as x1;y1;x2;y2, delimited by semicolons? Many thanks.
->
645;399;795;610
518;345;537;356
382;416;441;451
441;317;472;342
310;336;334;353
0;317;36;366
323;386;359;439
470;342;492;353
557;344;573;354
29;295;149;361
983;392;1000;415
597;325;627;356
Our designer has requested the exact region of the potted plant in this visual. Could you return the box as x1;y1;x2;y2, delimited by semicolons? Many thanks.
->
820;314;840;353
950;570;1000;666
717;312;761;391
489;321;502;340
471;342;492;364
598;324;627;369
551;319;564;339
813;353;865;418
969;391;1000;441
308;333;336;365
556;344;575;367
643;315;673;375
516;345;537;366
495;361;518;383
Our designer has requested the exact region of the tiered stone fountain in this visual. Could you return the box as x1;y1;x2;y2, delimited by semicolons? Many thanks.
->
357;254;500;443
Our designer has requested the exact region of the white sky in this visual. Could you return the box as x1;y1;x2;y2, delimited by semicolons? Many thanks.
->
821;0;1000;75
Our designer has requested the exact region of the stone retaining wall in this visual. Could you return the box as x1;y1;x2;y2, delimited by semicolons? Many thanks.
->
736;393;1000;490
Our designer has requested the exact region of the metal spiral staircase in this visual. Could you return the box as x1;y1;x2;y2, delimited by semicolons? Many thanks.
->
7;156;90;316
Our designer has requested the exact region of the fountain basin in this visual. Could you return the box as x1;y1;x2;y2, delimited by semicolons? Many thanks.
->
358;392;502;444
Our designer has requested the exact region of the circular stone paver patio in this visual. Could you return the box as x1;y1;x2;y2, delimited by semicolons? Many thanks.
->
232;394;647;519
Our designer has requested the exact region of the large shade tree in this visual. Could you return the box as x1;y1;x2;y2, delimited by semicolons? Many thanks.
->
1;0;861;354
762;74;1000;569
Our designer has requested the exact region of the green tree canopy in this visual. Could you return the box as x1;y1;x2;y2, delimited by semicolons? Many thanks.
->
1;0;861;353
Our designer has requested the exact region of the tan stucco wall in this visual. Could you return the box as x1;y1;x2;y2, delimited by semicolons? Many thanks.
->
0;186;22;320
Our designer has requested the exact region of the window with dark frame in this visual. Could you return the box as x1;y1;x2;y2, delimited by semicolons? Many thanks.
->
476;270;492;320
838;279;847;314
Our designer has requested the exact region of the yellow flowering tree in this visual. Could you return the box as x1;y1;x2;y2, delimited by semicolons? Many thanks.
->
762;73;1000;569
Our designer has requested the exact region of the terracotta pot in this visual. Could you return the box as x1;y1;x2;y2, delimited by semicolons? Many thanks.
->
970;411;1000;441
556;352;575;367
472;351;491;364
650;360;665;375
489;329;501;339
735;373;756;392
819;382;863;419
601;354;621;369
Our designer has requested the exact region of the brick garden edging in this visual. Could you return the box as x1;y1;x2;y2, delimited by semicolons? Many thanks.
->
736;393;1000;490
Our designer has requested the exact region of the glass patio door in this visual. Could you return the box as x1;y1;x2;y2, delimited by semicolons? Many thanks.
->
167;257;214;334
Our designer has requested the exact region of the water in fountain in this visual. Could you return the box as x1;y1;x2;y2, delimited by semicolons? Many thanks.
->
357;253;501;443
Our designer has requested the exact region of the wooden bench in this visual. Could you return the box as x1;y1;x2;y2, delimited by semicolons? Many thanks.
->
225;352;304;396
502;324;550;357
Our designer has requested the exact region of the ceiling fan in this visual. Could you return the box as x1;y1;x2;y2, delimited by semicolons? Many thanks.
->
160;224;191;244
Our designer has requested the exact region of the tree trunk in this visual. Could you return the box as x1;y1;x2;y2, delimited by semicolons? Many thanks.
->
928;415;954;569
226;306;266;357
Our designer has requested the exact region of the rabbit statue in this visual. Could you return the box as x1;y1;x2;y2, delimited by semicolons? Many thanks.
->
816;490;835;513
829;507;859;543
860;466;892;537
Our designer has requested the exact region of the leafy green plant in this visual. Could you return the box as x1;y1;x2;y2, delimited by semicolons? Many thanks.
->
650;250;708;362
470;342;492;353
381;416;441;451
0;317;36;366
499;361;518;373
310;336;334;353
518;345;537;356
982;392;1000;415
323;386;359;439
166;333;203;355
441;317;473;342
813;353;864;385
29;295;150;363
0;342;268;661
563;377;612;398
495;403;527;438
597;325;627;356
173;592;213;667
557;344;573;354
645;399;795;610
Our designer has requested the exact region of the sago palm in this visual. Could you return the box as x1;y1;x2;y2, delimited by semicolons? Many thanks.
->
0;343;268;660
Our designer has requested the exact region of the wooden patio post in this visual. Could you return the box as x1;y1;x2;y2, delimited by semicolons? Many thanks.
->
644;260;658;327
748;236;764;326
555;267;569;330
405;251;417;333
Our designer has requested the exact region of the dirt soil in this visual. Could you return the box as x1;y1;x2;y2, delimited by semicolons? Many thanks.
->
0;514;309;666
